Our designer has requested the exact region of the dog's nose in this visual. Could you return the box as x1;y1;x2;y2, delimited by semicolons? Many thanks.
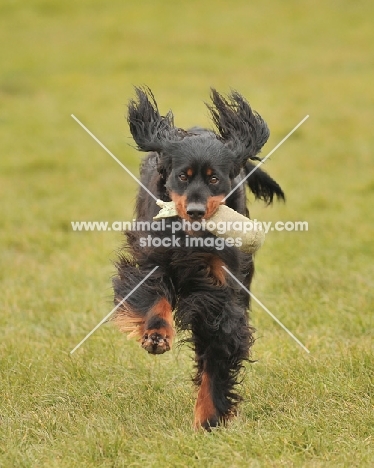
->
186;202;206;220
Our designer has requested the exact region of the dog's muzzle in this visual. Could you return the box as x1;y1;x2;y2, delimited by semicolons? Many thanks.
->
186;202;206;220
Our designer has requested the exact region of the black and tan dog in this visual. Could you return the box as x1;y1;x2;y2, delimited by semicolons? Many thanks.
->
113;87;284;429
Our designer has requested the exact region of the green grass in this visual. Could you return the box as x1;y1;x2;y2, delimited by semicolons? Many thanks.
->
1;0;373;466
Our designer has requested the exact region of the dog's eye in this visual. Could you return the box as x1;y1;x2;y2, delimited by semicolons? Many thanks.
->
179;173;188;182
209;176;219;184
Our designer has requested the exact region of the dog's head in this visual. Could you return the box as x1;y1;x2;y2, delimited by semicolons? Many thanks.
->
128;87;284;221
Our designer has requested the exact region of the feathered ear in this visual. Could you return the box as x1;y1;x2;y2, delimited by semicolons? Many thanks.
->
208;89;270;168
127;86;184;153
245;161;285;204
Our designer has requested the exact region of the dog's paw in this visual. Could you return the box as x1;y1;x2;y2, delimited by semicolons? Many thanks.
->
141;331;171;354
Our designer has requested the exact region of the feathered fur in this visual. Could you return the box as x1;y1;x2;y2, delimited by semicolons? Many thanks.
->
113;87;284;429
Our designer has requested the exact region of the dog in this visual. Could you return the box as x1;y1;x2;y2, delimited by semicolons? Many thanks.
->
112;87;284;430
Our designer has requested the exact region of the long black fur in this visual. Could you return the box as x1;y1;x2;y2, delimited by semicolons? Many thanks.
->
113;87;284;428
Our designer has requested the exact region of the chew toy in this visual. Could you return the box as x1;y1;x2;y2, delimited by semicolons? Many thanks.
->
153;200;265;254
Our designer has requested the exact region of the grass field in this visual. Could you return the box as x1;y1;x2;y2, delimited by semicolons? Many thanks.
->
1;0;373;466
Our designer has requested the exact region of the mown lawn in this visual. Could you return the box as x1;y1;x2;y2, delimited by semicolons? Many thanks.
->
0;0;373;466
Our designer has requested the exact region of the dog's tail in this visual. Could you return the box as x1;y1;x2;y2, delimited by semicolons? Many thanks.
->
244;161;285;204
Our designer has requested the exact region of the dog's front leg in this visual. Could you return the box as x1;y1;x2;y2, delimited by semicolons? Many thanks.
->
188;294;253;430
112;263;175;354
193;366;219;430
141;297;175;354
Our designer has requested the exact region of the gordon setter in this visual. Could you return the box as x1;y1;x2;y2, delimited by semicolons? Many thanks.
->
113;87;284;430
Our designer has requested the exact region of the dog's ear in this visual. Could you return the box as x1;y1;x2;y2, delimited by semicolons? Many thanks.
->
208;89;270;170
128;87;184;153
245;161;285;204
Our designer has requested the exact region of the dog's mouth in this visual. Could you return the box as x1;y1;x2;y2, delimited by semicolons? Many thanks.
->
203;195;225;219
170;193;225;222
